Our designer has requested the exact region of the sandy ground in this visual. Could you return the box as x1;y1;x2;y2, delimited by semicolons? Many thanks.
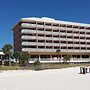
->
0;67;90;90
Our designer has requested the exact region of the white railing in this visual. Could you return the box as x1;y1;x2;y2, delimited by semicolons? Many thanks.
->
79;29;85;32
80;39;85;42
66;28;72;31
67;38;73;41
60;38;66;41
60;32;66;35
60;44;67;46
86;34;90;37
38;43;45;46
46;43;52;46
80;44;86;47
22;48;37;52
38;36;45;40
21;23;36;28
46;37;52;40
73;33;79;36
59;27;66;30
86;45;90;47
53;43;59;46
37;30;44;34
45;31;52;34
22;42;36;45
53;32;59;35
67;33;72;36
80;34;85;37
21;36;36;40
45;25;52;29
85;30;90;33
53;38;59;41
80;50;87;52
37;25;44;28
74;44;80;47
67;44;73;47
73;39;79;42
73;28;79;31
73;50;80;52
86;40;90;42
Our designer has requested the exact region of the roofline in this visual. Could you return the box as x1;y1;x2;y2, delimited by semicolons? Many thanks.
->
12;17;90;30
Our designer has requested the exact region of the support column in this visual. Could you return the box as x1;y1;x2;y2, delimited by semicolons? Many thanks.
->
80;55;82;60
39;55;40;61
89;55;90;60
50;55;52;61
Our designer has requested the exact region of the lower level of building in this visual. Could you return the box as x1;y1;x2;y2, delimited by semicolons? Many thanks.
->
29;51;90;63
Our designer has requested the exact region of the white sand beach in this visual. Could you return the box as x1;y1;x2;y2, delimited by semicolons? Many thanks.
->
0;67;90;90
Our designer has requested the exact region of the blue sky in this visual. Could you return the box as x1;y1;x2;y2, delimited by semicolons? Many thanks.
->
0;0;90;50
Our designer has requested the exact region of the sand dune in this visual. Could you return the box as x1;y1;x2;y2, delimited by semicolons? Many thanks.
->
0;67;90;90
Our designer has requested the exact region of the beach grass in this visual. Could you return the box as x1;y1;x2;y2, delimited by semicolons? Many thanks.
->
0;63;90;71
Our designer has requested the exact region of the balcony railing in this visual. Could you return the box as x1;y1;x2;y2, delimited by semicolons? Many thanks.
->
38;43;45;46
21;23;36;28
21;36;36;40
53;37;59;41
46;43;52;46
22;42;36;45
45;31;52;35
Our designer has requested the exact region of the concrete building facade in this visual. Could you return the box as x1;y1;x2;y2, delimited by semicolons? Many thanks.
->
12;17;90;62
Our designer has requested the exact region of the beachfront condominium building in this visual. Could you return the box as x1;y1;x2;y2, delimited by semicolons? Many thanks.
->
12;17;90;62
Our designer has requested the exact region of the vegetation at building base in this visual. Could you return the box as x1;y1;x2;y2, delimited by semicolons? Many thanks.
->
1;44;90;71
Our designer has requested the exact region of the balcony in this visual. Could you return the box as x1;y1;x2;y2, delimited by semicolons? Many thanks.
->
21;23;36;28
38;36;45;40
53;37;59;41
37;25;44;28
86;34;90;37
67;38;73;41
22;48;37;52
86;45;90;47
60;32;66;35
73;39;79;42
52;26;59;29
85;30;90;33
73;28;79;31
45;25;52;29
53;43;59;46
60;44;67;47
86;40;90;42
80;39;85;42
67;33;72;36
60;38;66;41
22;42;36;45
67;44;73;47
66;28;73;31
59;27;66;30
53;32;59;35
73;50;80;52
46;43;52;46
45;31;52;35
21;36;36;40
80;34;85;37
21;29;36;34
79;29;85;32
38;42;45;46
80;44;86;47
37;30;45;34
74;44;80;47
73;33;79;36
80;50;87;52
46;37;52;40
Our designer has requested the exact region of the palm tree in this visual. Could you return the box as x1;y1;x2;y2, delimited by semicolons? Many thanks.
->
13;51;21;66
63;55;71;64
2;44;13;66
